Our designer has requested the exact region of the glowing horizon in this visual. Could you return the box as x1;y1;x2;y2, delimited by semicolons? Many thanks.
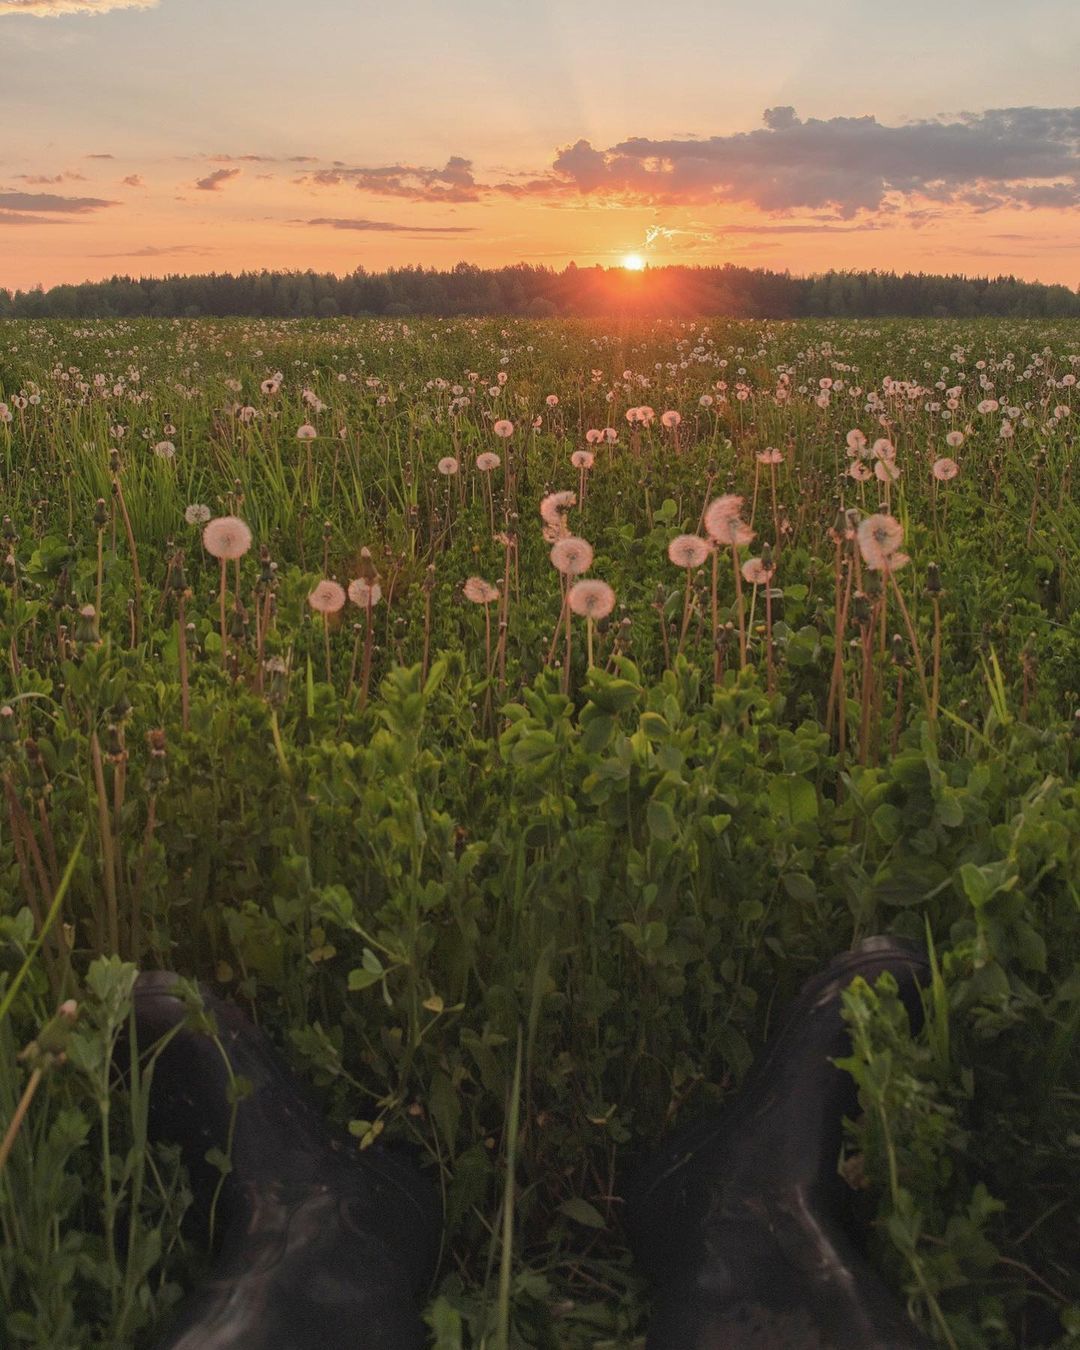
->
2;0;1079;292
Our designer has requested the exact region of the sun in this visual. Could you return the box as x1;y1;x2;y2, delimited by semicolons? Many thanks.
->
621;253;646;271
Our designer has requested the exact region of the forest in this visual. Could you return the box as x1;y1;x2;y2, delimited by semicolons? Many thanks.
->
4;260;1079;320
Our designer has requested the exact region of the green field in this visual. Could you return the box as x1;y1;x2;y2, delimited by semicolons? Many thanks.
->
1;317;1078;1347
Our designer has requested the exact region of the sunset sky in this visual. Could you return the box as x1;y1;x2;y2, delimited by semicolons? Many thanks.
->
3;0;1080;291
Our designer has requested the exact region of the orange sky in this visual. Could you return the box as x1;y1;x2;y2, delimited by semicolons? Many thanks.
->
3;0;1079;291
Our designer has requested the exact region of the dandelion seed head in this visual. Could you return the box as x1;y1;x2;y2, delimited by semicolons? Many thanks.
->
568;579;616;620
464;576;499;604
540;490;576;526
846;428;868;453
856;513;906;571
667;534;711;569
550;535;594;576
703;495;751;546
348;577;382;608
741;557;776;585
308;579;346;614
202;515;253;560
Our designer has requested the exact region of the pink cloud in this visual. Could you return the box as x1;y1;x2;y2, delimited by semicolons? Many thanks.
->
0;0;158;15
194;167;240;192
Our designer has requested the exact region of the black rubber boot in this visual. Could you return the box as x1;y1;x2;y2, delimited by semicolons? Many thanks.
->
623;937;933;1349
130;972;442;1350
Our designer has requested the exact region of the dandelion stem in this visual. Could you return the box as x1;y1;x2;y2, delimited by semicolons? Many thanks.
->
886;567;933;724
0;1067;43;1175
732;546;747;671
90;731;119;956
710;550;720;682
563;591;572;696
765;578;775;695
113;477;142;647
359;599;374;711
177;592;189;733
677;567;694;656
218;557;229;671
95;526;104;618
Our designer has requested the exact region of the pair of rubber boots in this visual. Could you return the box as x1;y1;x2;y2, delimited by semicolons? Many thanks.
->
129;937;931;1348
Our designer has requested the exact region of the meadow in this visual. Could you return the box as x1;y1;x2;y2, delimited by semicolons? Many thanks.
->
0;315;1078;1348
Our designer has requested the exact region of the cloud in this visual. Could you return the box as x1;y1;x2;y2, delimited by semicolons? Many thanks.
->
0;0;158;14
16;171;87;184
121;173;143;187
513;107;1080;217
90;243;214;257
710;221;884;235
303;216;475;234
0;209;65;224
0;190;119;212
634;219;884;257
206;153;318;165
86;153;114;159
194;167;240;192
301;156;481;203
294;112;1079;218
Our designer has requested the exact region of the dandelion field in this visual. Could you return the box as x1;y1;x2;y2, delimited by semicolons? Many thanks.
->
1;315;1079;1348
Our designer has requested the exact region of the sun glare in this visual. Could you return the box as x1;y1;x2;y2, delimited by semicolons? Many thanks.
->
622;253;646;271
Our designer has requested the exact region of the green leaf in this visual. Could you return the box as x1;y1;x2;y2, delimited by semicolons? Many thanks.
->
558;1197;606;1229
768;776;818;826
646;798;677;841
781;873;817;904
581;712;615;754
934;789;964;829
872;803;903;844
429;1071;461;1151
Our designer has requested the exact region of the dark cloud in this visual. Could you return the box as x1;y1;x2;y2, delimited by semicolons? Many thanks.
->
194;167;240;192
0;190;118;212
303;217;475;234
121;173;143;187
517;107;1080;216
86;153;115;159
302;156;480;203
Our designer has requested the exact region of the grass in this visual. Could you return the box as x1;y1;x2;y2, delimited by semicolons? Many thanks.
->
0;315;1078;1347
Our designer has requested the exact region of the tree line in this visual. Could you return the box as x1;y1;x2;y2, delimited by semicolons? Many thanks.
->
2;261;1078;320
